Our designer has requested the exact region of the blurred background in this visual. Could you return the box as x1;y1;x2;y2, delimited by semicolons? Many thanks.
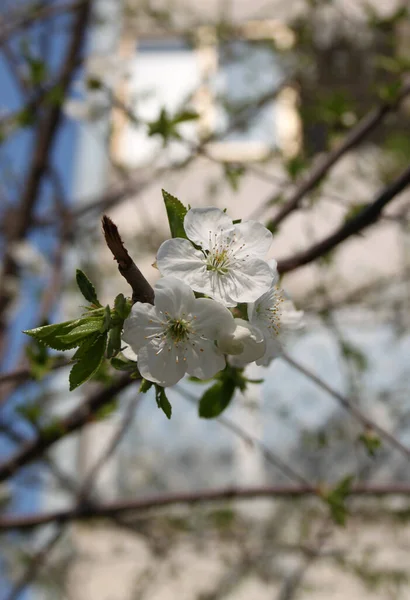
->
1;0;410;598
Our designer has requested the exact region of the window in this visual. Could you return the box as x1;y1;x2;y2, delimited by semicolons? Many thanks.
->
117;38;201;168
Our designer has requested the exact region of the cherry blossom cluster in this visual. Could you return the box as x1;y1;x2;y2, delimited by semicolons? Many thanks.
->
122;207;303;387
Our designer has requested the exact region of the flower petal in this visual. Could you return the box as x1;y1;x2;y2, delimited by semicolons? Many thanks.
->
219;318;265;366
184;207;233;249
232;221;272;259
137;342;186;386
192;298;235;340
122;303;163;351
154;276;195;318
185;338;226;379
156;238;207;290
256;336;282;366
224;258;273;304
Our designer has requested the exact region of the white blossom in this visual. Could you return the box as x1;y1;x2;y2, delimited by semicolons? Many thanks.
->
248;285;304;366
122;276;235;387
218;318;266;367
156;207;275;307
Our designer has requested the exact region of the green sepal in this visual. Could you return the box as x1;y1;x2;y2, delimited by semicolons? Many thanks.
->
139;378;153;393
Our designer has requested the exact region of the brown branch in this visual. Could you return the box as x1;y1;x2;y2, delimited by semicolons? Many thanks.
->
0;0;89;48
0;373;135;484
277;163;410;274
102;215;155;304
0;0;92;363
2;483;410;532
267;81;410;229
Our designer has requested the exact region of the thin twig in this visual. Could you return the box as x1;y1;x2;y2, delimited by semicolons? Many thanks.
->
281;352;410;460
277;163;410;274
0;373;135;484
4;526;64;600
266;81;410;229
178;387;311;487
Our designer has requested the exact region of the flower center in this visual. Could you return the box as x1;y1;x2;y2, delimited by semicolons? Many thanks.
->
256;289;284;336
166;318;191;343
205;231;236;275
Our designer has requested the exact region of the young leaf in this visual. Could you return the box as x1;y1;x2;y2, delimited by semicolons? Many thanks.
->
24;320;90;351
57;318;104;344
69;333;107;391
199;379;236;419
324;475;354;526
76;270;101;306
162;189;188;239
106;325;122;359
154;385;172;419
100;305;111;333
114;293;131;320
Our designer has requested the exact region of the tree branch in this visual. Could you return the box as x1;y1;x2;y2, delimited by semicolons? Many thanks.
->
0;373;135;484
277;163;410;274
1;484;410;532
102;215;155;304
267;81;410;229
0;0;92;362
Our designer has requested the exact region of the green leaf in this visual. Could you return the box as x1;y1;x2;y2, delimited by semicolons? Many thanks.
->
173;109;199;124
72;332;101;360
95;400;118;421
358;430;381;457
16;402;42;425
15;107;36;128
76;270;101;306
25;338;51;380
27;57;47;86
114;293;131;320
340;341;368;372
24;320;90;351
343;203;369;223
162;189;188;239
100;305;112;333
106;325;122;359
224;164;245;191
154;385;172;419
199;379;236;419
69;334;107;391
324;475;354;526
57;318;104;344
